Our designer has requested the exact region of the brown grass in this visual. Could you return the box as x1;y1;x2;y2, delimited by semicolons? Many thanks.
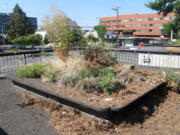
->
165;47;180;52
45;53;86;73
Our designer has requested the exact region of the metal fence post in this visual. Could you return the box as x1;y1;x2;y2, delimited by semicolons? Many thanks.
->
24;54;27;67
148;51;150;68
33;53;35;63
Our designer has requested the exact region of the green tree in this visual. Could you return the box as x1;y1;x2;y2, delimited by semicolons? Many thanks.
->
71;28;83;43
162;16;180;38
146;0;180;39
94;25;107;41
7;4;35;42
87;34;97;42
146;0;180;16
43;34;49;44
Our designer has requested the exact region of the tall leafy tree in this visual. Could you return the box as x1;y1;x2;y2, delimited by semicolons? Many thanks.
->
71;28;83;43
94;25;107;41
146;0;180;16
146;0;180;38
162;16;180;38
7;4;35;41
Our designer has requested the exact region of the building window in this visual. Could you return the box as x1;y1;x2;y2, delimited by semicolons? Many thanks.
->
121;19;128;22
160;17;163;20
148;18;153;21
129;19;133;22
112;20;117;22
136;18;143;21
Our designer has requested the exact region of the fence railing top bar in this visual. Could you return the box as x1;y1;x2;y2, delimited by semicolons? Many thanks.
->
1;47;180;57
143;44;180;47
111;48;180;55
0;49;53;57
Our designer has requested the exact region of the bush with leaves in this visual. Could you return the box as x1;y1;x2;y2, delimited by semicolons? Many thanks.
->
83;42;117;76
17;64;47;78
78;67;122;94
12;34;42;47
96;67;121;94
43;34;49;44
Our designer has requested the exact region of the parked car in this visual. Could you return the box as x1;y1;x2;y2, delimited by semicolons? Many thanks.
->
34;46;41;51
129;46;139;50
0;48;3;53
11;45;23;51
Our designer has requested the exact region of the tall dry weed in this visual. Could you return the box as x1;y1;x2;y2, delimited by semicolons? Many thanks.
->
46;54;86;73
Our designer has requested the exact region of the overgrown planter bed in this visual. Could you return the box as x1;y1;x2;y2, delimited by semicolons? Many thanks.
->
6;70;165;120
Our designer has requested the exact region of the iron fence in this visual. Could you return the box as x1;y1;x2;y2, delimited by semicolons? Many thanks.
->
0;49;55;75
0;48;180;75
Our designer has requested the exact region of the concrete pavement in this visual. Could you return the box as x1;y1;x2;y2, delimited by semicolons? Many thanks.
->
0;77;58;135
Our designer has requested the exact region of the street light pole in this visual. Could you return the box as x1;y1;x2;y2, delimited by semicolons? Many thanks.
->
112;6;119;43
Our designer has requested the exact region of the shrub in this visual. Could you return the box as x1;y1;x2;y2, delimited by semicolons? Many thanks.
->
165;71;180;87
42;8;73;61
12;36;26;46
56;72;81;87
25;34;42;46
78;67;122;94
43;65;56;82
12;34;42;46
83;43;117;76
161;71;180;93
96;67;121;94
17;64;47;78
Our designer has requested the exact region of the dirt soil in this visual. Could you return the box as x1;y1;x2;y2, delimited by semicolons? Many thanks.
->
17;87;180;135
15;68;164;109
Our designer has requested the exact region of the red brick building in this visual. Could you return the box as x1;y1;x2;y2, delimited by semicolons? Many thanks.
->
100;13;175;45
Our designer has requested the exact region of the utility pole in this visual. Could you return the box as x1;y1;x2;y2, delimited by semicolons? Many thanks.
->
112;6;119;43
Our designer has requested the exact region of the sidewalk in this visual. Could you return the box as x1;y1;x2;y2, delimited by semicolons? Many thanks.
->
0;77;58;135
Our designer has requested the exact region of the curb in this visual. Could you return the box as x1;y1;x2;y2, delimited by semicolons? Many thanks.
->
6;73;166;120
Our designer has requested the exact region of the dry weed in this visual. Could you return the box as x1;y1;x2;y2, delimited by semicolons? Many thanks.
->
45;53;87;73
165;47;180;52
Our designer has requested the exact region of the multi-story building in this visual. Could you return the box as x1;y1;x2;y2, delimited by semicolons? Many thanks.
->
0;12;37;33
100;13;175;46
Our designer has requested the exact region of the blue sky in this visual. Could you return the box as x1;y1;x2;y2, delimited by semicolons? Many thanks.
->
0;0;156;29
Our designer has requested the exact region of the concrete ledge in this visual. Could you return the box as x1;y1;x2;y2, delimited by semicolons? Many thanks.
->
6;73;166;120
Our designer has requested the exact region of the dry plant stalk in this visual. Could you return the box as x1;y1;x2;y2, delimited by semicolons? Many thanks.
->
53;44;69;62
47;53;86;73
42;6;72;62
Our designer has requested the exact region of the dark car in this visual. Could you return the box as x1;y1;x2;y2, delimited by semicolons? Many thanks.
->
0;48;3;53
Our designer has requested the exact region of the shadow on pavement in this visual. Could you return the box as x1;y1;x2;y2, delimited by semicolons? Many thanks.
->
0;128;8;135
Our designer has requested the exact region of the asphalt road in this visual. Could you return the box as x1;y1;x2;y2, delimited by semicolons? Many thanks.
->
0;77;59;135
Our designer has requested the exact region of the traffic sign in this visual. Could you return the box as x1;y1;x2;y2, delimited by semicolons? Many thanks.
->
139;42;144;48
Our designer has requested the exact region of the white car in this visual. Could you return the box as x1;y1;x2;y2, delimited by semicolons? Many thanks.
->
45;44;53;48
129;46;139;50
